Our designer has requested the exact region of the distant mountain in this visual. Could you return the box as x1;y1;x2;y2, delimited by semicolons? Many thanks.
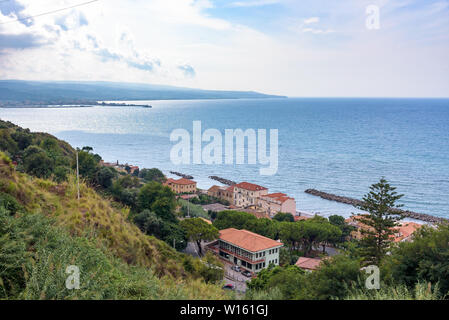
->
0;80;286;106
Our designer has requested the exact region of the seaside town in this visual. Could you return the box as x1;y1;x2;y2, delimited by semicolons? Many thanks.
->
96;159;433;289
1;118;448;302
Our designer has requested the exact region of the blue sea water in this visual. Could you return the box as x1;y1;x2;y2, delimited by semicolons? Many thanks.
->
1;98;449;219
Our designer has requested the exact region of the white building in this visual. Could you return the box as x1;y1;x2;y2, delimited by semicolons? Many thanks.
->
208;228;283;273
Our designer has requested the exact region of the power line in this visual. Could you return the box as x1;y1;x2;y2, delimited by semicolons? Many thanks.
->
0;0;100;25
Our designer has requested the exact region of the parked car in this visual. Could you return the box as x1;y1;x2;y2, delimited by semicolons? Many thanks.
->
222;284;235;290
231;265;240;272
241;270;252;277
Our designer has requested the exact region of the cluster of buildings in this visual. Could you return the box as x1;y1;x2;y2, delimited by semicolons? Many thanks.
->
208;181;296;218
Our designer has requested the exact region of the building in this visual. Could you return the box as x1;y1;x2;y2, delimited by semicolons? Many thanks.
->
207;185;234;204
164;178;197;194
346;215;423;242
233;182;268;207
207;228;283;273
257;193;296;217
209;181;297;217
295;257;323;272
392;222;422;242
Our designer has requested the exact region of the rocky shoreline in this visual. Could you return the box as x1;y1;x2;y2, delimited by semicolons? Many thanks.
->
169;171;194;179
209;176;236;186
305;189;448;224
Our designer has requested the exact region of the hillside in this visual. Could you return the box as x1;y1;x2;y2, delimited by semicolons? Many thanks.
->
0;80;287;106
0;152;229;299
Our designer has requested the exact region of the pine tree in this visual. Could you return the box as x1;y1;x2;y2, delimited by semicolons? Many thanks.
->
354;178;403;265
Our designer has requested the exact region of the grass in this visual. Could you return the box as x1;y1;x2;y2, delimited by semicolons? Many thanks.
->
0;153;229;299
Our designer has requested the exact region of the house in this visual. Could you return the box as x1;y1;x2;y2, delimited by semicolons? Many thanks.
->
207;228;283;273
346;215;423;242
257;193;296;217
233;182;268;207
392;222;422;242
295;257;323;271
207;185;234;204
164;178;197;194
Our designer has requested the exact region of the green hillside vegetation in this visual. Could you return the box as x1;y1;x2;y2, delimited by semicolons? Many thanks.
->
0;153;228;299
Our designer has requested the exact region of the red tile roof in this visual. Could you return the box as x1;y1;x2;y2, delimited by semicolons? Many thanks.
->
263;193;294;203
295;257;323;271
392;222;422;242
219;228;282;252
235;182;267;191
166;178;196;185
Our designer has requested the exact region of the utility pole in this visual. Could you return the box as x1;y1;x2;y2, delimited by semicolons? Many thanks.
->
76;151;80;201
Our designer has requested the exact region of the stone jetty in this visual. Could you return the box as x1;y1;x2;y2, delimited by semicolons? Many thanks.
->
170;171;194;180
304;189;448;224
209;176;236;186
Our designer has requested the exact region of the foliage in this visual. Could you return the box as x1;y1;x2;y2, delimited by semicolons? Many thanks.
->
139;168;166;183
137;182;177;222
273;212;294;222
345;282;442;300
178;198;209;218
180;218;219;256
134;209;187;251
382;223;449;297
355;178;404;265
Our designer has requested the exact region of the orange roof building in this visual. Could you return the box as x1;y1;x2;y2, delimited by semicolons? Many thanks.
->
392;222;422;242
164;178;197;194
233;182;268;208
295;257;323;271
257;192;296;217
214;228;283;273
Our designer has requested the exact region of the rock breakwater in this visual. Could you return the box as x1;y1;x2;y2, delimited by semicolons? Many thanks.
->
304;189;447;224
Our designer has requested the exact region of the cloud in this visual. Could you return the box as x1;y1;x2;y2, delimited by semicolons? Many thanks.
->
303;17;319;24
228;0;280;7
301;27;334;34
0;32;44;51
54;10;88;31
177;64;196;77
0;0;33;26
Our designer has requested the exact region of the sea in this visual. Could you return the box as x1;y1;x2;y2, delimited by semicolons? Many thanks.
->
1;98;449;219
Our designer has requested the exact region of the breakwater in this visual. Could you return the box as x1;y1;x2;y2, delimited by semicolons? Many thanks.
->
170;171;194;179
209;176;236;186
304;189;447;224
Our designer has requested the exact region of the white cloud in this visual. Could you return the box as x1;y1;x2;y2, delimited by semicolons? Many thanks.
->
303;17;319;24
228;0;280;7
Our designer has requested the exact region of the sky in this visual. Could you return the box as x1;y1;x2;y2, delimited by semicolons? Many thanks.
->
0;0;448;97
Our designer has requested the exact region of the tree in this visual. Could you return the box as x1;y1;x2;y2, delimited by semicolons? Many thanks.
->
383;224;449;297
273;212;294;222
95;166;116;189
306;254;362;300
329;215;355;244
355;178;403;265
138;168;166;183
137;182;177;222
246;265;306;299
22;146;52;179
180;218;219;256
74;149;100;181
134;210;187;251
300;217;341;256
